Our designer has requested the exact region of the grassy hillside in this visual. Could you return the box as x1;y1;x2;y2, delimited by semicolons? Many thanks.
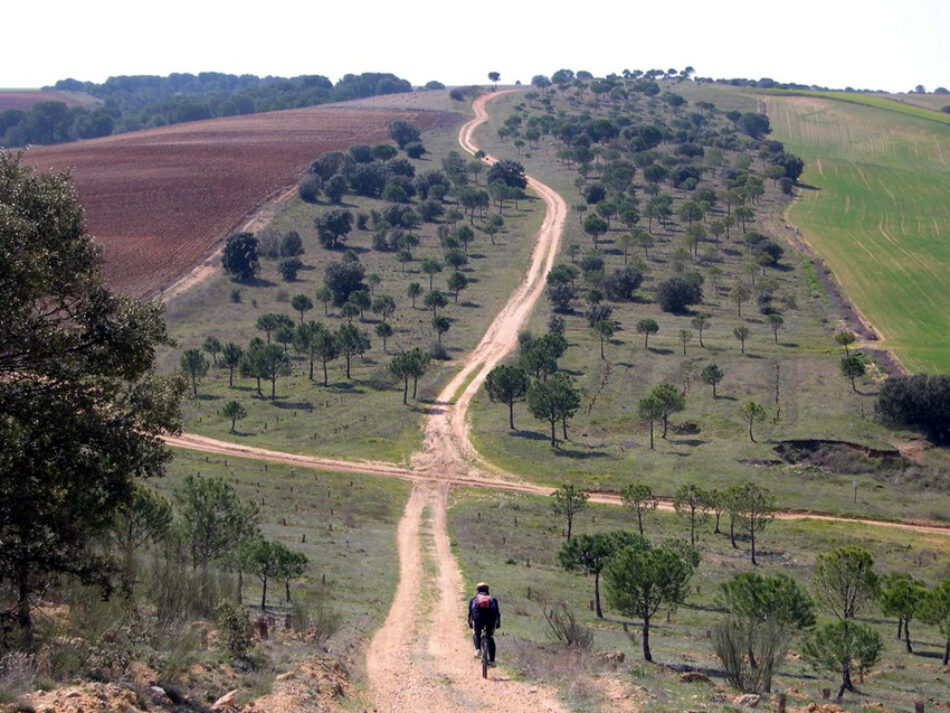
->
765;94;950;373
450;487;950;713
465;84;950;520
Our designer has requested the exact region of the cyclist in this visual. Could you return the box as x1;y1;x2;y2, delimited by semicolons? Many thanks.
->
467;582;501;666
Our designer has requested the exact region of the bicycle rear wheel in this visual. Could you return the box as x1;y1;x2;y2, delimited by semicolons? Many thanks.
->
481;631;489;678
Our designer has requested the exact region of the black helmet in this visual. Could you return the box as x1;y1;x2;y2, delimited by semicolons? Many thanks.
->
476;582;490;593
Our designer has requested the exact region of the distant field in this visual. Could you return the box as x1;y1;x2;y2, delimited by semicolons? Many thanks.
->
766;94;950;373
0;89;98;111
22;105;454;297
766;88;950;126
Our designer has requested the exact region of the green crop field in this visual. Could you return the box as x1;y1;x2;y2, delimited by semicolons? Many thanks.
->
765;93;950;373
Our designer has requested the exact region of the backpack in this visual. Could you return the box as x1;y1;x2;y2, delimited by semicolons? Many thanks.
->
474;592;492;610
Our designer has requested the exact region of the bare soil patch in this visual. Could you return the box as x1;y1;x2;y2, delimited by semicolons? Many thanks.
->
22;105;454;297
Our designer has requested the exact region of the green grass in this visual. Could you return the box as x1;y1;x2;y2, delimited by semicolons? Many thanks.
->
462;89;950;520
766;93;950;373
160;449;410;670
765;89;950;126
161;110;544;462
449;487;950;712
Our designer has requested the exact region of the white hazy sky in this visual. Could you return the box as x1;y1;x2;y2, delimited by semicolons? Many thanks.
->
3;0;948;94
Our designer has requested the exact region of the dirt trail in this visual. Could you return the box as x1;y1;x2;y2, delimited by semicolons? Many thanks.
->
366;482;563;713
411;93;567;479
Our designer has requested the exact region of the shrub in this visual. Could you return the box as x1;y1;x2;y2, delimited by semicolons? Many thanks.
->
404;141;426;159
289;593;341;645
656;274;703;313
216;602;254;660
278;258;302;282
876;374;950;444
297;173;322;203
536;597;593;649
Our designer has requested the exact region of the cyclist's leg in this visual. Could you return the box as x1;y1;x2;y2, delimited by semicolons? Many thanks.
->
472;624;482;653
485;622;496;663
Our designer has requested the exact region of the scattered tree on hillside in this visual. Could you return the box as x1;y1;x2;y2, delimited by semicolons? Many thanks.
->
181;348;210;397
559;531;643;618
734;325;751;355
222;232;260;280
603;540;695;663
834;330;855;355
528;372;581;447
636;318;659;349
840;355;866;392
878;572;927;653
918;580;950;664
673;484;710;547
222;400;247;433
803;620;882;701
621;483;657;535
701;363;724;398
484;364;529;430
738;401;766;442
551;483;589;541
812;546;879;620
715;572;816;693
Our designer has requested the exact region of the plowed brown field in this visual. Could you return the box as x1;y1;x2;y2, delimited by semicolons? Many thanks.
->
22;105;456;296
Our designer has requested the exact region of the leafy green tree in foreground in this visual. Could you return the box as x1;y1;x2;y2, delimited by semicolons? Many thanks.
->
239;538;282;610
559;531;644;618
603;540;695;662
0;154;189;646
484;364;529;430
111;483;173;598
803;620;883;700
918;580;950;664
812;546;879;620
550;483;589;541
878;572;927;652
715;572;816;693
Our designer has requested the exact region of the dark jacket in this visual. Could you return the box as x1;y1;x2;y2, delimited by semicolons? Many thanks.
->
467;594;501;628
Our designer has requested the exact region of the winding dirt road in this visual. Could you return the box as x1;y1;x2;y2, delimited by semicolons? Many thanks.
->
164;92;949;713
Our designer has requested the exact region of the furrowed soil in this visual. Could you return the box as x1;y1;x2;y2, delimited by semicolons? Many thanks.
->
22;103;456;297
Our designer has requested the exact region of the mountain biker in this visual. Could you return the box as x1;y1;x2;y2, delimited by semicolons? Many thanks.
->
467;582;501;666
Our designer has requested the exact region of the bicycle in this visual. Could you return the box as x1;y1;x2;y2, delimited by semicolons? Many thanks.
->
477;623;490;678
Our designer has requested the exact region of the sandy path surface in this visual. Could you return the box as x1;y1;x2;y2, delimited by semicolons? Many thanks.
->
365;482;564;713
411;91;567;479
